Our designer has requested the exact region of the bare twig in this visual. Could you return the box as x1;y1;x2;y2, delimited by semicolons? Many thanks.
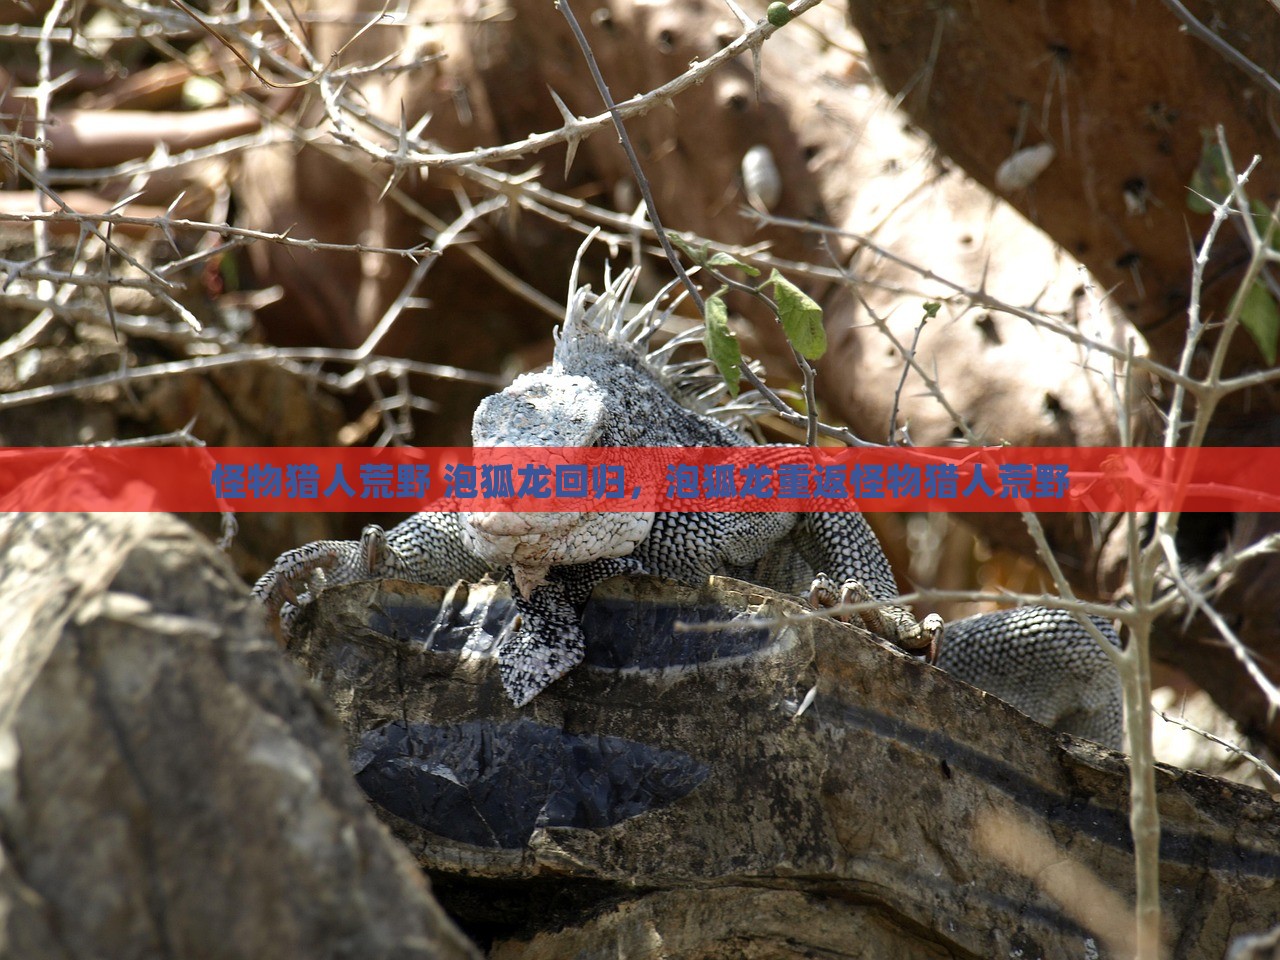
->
1154;706;1280;791
0;208;436;261
888;306;932;445
0;345;502;411
1157;0;1280;101
753;210;1197;391
33;0;72;303
1159;533;1280;713
556;0;703;313
353;196;508;360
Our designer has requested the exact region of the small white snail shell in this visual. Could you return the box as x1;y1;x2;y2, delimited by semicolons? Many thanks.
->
994;142;1056;192
741;144;782;212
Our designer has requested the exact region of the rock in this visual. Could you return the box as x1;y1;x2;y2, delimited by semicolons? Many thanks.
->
290;574;1280;959
0;512;479;960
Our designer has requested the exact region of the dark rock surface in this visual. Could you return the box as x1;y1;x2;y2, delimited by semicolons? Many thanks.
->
290;574;1280;959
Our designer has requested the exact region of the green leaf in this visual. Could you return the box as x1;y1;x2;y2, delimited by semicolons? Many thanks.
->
922;301;941;319
1239;278;1280;365
707;251;761;276
218;251;239;292
768;269;827;360
666;231;710;266
703;290;742;397
1187;130;1231;214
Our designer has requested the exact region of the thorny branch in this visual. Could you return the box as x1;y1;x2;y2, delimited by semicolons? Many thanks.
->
1157;0;1280;101
556;0;704;315
0;209;437;261
7;8;1280;956
1154;705;1280;790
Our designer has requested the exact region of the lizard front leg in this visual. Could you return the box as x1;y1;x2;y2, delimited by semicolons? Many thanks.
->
254;513;493;634
807;572;943;662
254;523;409;633
500;580;585;707
796;513;942;663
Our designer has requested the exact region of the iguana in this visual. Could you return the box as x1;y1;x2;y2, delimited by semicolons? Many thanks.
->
255;269;1123;748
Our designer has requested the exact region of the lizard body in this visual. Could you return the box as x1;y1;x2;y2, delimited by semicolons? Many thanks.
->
255;269;1122;747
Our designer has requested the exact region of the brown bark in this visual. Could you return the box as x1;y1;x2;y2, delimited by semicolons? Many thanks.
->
848;0;1280;378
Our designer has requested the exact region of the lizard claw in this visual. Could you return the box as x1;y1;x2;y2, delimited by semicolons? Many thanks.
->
806;573;942;663
254;523;408;635
807;573;874;626
806;572;845;619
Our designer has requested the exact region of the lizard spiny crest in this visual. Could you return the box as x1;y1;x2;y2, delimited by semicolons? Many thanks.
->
556;265;774;435
464;265;762;597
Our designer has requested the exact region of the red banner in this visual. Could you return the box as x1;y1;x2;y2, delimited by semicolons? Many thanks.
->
1;446;1278;513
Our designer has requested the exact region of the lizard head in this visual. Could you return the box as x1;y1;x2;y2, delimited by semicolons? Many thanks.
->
471;370;608;447
462;369;656;596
